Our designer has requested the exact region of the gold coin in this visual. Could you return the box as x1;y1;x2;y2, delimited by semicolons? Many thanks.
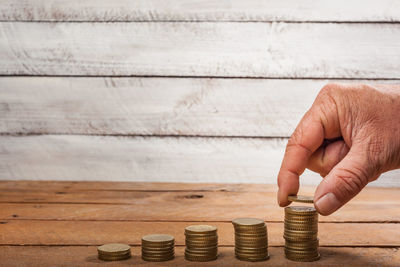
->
185;249;217;255
235;251;269;258
142;234;174;243
235;237;268;243
98;250;131;256
284;217;318;223
284;224;317;229
97;243;131;255
142;246;174;251
232;218;265;227
288;195;314;204
284;235;318;241
235;225;266;231
185;241;217;246
286;238;319;243
235;248;268;254
284;228;317;234
285;206;317;215
185;254;218;262
235;240;268;246
235;232;267;237
185;225;217;234
142;252;174;258
142;255;174;262
185;235;218;240
186;243;218;249
98;253;131;261
185;245;218;251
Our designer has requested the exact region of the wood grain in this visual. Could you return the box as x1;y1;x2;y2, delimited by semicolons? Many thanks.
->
0;180;271;192
1;135;399;185
2;77;397;137
0;200;398;223
1;22;400;78
1;181;398;193
0;77;321;137
0;187;399;222
1;0;399;22
0;220;399;247
1;246;399;267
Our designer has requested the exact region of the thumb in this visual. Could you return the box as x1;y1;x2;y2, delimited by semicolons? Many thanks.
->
313;145;375;215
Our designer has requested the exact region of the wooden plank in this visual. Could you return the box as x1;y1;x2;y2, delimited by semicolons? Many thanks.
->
2;78;397;137
1;0;399;22
1;246;399;267
0;180;271;192
0;188;399;222
0;181;397;193
1;135;399;186
0;201;398;223
0;220;398;247
1;23;400;78
0;77;321;137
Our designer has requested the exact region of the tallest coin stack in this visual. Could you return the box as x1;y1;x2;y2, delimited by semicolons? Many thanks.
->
284;206;319;262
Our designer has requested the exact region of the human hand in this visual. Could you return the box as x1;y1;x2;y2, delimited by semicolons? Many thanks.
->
277;83;400;215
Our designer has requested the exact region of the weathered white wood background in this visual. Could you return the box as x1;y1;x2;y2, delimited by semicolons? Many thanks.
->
0;0;399;186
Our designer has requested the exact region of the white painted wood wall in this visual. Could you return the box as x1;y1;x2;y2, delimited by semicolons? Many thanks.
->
0;0;399;186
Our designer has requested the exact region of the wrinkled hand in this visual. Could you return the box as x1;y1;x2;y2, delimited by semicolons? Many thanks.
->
277;83;400;215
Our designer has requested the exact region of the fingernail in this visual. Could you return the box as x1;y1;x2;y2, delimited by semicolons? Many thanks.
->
315;192;341;215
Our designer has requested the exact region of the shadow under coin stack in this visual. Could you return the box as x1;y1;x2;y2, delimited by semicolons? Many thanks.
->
185;225;218;262
141;234;175;262
232;218;270;262
284;204;319;262
97;243;131;261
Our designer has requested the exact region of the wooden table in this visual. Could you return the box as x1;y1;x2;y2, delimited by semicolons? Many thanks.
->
1;181;399;266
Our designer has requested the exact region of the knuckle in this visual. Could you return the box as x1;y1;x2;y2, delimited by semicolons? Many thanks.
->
319;83;343;96
332;166;368;201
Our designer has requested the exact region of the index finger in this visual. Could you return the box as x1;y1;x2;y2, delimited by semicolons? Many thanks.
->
277;110;325;206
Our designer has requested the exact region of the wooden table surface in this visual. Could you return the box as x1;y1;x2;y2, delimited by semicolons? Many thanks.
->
0;181;399;266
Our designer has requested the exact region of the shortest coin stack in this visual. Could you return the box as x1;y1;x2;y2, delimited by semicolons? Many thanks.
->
232;218;269;262
284;206;319;262
141;234;175;262
97;243;131;261
185;225;218;262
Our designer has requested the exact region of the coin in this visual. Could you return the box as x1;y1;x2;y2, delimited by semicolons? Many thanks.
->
288;195;314;204
185;254;218;262
97;243;131;261
285;206;317;215
184;224;218;262
142;255;174;262
97;243;131;255
236;255;270;262
141;234;175;262
98;254;131;261
284;205;319;262
185;225;217;234
142;234;174;243
232;218;269;262
232;218;265;227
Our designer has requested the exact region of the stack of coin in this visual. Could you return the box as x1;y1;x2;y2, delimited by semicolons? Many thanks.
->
185;225;218;261
284;206;319;262
232;218;269;262
141;234;175;262
97;243;131;261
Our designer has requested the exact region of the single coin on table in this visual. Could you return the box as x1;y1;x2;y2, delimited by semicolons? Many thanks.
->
287;195;314;204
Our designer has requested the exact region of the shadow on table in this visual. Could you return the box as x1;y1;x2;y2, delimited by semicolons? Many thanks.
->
319;247;399;267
